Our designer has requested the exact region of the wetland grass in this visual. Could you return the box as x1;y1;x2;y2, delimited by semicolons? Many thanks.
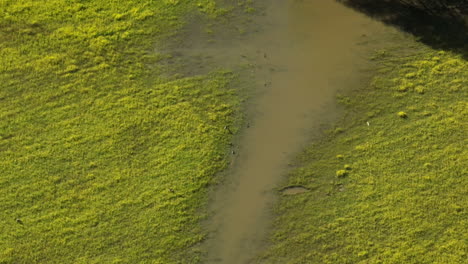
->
0;1;252;263
259;38;467;264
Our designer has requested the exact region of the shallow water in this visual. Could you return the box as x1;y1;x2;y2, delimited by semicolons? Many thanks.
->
199;0;388;263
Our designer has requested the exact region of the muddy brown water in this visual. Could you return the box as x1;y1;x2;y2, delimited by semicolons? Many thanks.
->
178;0;392;263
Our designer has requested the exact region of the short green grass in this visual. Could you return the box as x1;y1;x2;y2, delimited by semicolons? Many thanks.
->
259;42;467;263
0;1;250;263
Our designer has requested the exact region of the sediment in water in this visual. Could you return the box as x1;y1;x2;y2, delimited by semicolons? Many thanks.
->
201;0;392;263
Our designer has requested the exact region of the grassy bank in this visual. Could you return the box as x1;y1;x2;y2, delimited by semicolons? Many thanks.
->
259;39;467;263
0;1;250;263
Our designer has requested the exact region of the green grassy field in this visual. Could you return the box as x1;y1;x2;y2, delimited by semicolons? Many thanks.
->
0;1;251;263
259;41;467;263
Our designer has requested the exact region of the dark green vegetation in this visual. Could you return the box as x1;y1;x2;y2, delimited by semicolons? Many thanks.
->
338;0;468;56
259;38;467;263
0;1;251;263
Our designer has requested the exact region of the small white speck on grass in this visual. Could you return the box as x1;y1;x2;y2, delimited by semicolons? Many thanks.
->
366;121;370;126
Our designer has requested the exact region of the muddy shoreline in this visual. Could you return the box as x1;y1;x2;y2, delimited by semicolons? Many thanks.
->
199;1;395;263
154;0;400;263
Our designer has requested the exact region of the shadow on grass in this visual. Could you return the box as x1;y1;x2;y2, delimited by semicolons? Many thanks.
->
336;0;468;58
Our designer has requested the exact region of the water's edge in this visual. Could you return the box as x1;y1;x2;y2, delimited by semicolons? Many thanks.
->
193;1;392;263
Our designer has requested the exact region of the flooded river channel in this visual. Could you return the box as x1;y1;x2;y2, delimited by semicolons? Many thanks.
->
199;0;388;263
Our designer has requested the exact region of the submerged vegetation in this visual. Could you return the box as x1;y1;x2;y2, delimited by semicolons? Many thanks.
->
0;0;251;263
260;40;467;263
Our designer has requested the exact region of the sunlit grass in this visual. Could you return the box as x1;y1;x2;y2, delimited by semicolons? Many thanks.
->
260;43;467;263
0;1;249;263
